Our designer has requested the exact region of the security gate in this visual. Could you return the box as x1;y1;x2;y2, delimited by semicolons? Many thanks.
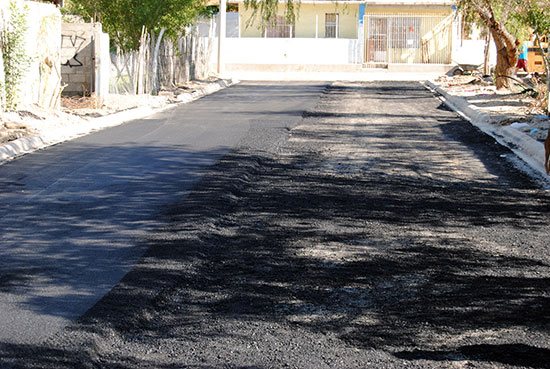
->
364;13;453;66
366;17;388;63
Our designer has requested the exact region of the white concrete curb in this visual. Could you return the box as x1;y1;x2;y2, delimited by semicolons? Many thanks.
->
424;80;548;178
0;78;237;164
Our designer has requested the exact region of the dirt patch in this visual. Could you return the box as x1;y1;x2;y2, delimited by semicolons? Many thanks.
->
433;75;550;142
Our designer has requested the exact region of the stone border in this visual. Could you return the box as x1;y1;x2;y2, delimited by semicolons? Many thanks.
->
424;80;548;179
0;79;237;164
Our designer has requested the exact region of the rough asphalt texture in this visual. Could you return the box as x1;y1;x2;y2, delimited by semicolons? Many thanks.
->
2;81;550;368
0;82;324;347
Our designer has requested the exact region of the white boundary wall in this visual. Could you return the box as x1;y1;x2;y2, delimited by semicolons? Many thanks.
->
61;23;109;98
220;38;362;65
453;39;497;66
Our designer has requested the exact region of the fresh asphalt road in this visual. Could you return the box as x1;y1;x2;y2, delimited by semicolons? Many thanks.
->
0;82;326;347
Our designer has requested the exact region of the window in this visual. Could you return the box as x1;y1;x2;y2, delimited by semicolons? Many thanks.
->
389;17;420;48
264;16;295;38
325;13;339;38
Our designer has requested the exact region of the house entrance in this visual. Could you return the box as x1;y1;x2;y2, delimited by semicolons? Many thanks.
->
366;17;388;64
364;13;453;66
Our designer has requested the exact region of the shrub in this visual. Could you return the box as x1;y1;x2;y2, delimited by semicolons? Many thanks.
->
0;1;32;111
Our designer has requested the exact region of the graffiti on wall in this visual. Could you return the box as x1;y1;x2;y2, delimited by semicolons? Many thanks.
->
61;34;86;67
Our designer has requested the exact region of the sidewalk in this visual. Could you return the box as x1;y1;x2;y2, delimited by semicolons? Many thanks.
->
425;78;550;184
0;79;235;164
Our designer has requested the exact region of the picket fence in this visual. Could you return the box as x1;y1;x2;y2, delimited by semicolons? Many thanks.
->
110;27;216;95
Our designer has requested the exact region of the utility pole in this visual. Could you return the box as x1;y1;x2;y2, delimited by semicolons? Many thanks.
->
217;0;227;75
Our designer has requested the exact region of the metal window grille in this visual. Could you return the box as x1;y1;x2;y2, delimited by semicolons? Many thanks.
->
325;13;339;38
364;13;452;65
390;17;420;49
264;16;295;38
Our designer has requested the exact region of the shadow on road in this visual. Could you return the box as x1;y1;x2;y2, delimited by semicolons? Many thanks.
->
2;81;549;368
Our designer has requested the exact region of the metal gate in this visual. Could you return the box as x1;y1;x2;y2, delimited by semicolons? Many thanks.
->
366;17;388;63
364;13;453;66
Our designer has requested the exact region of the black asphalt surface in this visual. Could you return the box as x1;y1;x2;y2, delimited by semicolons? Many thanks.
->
0;82;325;347
1;81;549;369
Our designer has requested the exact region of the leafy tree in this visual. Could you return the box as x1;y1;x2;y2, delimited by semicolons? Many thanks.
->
243;0;298;29
0;1;32;111
455;0;523;89
65;0;207;52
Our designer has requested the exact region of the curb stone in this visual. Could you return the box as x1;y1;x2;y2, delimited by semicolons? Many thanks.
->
424;80;548;179
0;78;237;164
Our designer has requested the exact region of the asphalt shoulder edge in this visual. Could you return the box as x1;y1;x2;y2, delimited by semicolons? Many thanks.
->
0;78;238;165
424;80;549;183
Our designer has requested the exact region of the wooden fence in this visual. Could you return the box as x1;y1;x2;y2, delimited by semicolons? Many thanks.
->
110;26;215;95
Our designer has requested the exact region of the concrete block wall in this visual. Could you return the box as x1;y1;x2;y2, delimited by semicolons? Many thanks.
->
61;22;109;97
61;23;94;96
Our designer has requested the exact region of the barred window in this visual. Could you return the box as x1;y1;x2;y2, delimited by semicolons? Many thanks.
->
325;13;339;38
389;17;420;48
264;16;295;38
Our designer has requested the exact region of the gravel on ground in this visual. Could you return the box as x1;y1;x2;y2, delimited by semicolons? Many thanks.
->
432;75;550;142
3;81;550;369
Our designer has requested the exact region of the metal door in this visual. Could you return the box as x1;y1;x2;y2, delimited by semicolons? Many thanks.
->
366;17;388;63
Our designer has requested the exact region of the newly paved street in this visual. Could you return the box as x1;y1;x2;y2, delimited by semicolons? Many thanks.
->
1;82;549;368
0;82;325;346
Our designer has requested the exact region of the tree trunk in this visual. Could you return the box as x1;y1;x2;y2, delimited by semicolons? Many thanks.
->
483;29;491;76
475;4;518;89
493;40;516;89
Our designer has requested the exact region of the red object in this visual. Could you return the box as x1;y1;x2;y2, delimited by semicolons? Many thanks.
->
516;59;528;69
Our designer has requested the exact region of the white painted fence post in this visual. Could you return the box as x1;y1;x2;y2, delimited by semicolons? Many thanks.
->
152;28;165;95
315;15;318;39
217;0;226;75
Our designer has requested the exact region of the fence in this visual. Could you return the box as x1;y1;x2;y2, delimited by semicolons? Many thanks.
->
364;13;453;66
110;27;215;95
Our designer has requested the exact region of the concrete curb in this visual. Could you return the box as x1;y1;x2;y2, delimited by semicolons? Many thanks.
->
0;78;237;164
424;80;548;178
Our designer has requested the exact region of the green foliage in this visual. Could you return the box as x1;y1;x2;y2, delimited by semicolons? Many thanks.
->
65;0;207;51
511;0;550;36
243;0;300;29
456;0;524;35
0;1;32;111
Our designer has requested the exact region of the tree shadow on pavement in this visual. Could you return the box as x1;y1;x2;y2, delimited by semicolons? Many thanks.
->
3;81;550;368
10;146;545;368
